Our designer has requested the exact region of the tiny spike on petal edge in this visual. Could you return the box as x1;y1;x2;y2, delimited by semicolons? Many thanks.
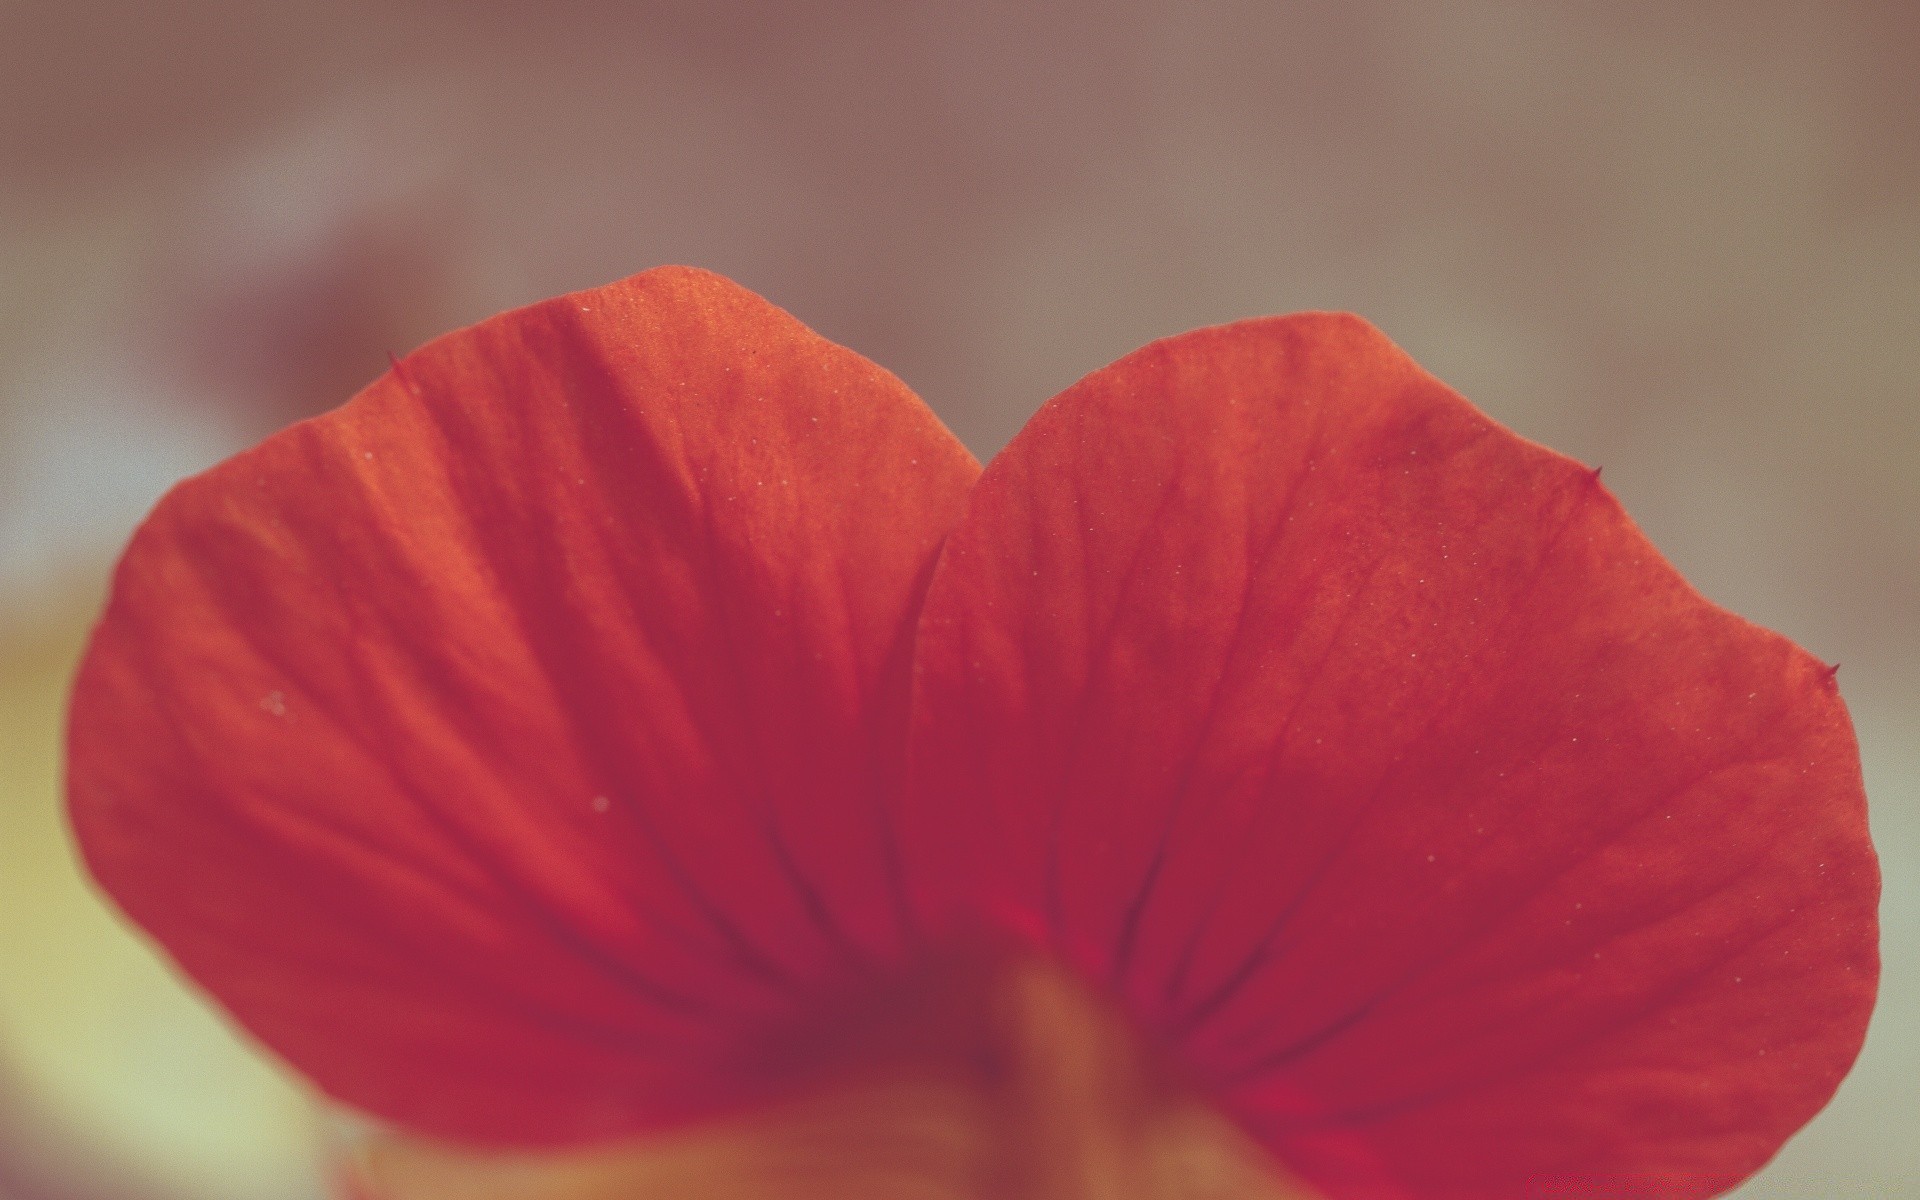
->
386;350;420;396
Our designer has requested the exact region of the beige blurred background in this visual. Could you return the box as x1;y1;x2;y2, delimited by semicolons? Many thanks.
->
1;1;1915;1197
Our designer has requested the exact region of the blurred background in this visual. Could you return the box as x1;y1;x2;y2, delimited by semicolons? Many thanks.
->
1;1;1915;1196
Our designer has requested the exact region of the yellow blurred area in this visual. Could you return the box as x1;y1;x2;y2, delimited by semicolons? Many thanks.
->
347;957;1313;1200
350;1078;1297;1200
0;583;324;1200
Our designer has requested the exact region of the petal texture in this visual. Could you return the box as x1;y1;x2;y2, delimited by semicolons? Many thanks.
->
68;267;980;1144
902;314;1877;1198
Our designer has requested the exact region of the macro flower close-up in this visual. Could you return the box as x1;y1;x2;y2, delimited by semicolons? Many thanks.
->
62;265;1878;1199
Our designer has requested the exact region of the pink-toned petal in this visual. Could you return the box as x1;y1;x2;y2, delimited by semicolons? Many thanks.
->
903;312;1876;1197
68;267;980;1144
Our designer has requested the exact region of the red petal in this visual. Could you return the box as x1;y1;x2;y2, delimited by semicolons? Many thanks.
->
902;313;1877;1197
67;267;980;1144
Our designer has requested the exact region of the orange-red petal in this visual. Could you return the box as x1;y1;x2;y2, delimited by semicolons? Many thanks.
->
67;267;980;1144
902;314;1878;1198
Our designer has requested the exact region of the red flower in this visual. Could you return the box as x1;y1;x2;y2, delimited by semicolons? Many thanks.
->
68;267;1877;1199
